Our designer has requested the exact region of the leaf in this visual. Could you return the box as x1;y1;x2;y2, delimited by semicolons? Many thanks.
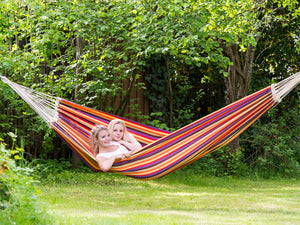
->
14;155;21;160
7;132;17;138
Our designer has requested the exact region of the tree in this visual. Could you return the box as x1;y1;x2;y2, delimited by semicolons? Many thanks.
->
126;0;299;150
219;0;299;151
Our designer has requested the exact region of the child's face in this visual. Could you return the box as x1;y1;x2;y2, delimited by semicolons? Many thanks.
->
112;123;124;141
97;130;111;147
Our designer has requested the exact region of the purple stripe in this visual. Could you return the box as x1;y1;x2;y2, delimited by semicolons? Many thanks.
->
59;115;90;138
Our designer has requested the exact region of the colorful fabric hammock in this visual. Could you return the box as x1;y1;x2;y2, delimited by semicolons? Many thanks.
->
1;72;299;180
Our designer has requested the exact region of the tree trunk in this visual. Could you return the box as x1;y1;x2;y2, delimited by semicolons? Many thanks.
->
165;55;173;128
223;44;255;152
118;70;137;117
72;36;84;169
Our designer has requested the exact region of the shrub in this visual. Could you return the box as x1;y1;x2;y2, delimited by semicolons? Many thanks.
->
241;106;300;178
186;146;248;177
0;139;54;225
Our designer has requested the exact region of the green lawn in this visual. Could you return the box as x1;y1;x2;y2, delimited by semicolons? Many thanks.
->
37;171;300;225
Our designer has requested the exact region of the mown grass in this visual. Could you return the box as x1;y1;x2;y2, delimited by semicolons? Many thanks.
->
37;170;300;225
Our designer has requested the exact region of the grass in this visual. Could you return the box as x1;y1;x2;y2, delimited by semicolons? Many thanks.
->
36;170;300;225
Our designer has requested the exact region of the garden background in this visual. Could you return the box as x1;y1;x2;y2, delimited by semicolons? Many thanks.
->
0;0;299;224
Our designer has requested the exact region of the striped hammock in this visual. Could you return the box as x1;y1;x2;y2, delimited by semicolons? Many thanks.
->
1;72;299;180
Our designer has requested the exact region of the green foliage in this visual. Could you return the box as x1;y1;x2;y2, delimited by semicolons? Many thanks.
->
253;0;300;77
242;106;300;178
130;0;238;69
33;158;74;184
140;112;175;131
0;138;54;224
143;54;213;129
212;147;248;177
144;55;169;123
186;146;248;177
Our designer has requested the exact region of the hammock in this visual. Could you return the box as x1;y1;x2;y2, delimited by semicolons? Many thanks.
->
1;72;299;180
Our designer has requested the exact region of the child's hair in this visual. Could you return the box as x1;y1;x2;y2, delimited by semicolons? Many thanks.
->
90;125;108;155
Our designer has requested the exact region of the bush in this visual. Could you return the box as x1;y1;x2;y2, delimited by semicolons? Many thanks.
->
0;139;54;225
241;107;300;178
184;146;248;177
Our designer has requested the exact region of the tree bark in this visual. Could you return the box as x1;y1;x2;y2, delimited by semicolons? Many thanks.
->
72;36;84;169
223;44;256;152
165;54;173;128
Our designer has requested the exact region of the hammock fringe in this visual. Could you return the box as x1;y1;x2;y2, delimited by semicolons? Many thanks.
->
271;71;300;103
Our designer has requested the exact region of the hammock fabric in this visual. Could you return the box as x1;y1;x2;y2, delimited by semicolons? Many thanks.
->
1;72;299;180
